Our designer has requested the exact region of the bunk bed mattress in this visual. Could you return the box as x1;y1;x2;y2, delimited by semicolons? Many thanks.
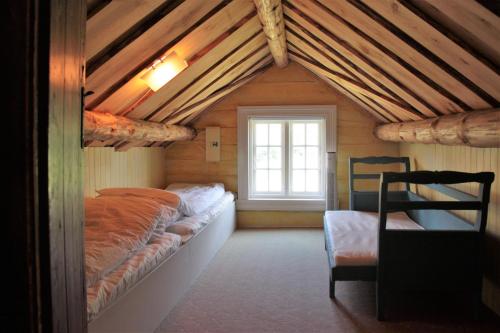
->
166;192;235;243
324;211;423;266
87;232;182;321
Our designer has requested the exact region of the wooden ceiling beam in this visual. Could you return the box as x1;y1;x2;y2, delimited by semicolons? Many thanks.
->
124;16;262;121
374;108;500;147
86;0;223;107
86;0;172;62
360;0;500;102
290;51;413;122
287;31;422;121
410;0;500;67
83;111;196;143
288;46;392;123
91;0;255;115
115;43;271;150
253;0;289;67
284;7;438;118
288;0;463;115
175;57;274;125
145;34;268;123
302;0;491;111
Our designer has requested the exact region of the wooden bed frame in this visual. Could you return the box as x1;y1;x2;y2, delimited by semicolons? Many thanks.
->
88;200;236;333
325;156;494;320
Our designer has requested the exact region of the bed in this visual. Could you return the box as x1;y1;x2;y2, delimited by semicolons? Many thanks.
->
86;184;236;333
324;156;494;320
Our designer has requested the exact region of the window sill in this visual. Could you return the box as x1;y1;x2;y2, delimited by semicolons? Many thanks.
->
236;199;326;211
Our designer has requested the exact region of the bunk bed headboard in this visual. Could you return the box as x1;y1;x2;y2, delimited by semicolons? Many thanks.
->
379;171;495;232
349;156;410;211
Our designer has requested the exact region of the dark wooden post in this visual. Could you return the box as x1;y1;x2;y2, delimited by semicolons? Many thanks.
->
4;0;87;331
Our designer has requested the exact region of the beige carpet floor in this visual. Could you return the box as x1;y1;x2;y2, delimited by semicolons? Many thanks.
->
156;229;499;333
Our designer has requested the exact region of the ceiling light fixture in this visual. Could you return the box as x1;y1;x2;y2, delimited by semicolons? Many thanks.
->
141;51;188;92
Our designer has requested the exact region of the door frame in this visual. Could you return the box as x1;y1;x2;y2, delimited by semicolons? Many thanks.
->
5;0;87;331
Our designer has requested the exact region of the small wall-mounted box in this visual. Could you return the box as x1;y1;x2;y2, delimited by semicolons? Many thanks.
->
205;127;221;162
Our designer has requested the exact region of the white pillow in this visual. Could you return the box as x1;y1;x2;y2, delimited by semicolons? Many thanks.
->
166;183;225;216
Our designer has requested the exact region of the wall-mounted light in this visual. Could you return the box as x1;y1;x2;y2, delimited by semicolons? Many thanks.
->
141;51;188;92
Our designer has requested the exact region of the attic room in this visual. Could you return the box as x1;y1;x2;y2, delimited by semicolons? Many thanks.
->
5;0;500;332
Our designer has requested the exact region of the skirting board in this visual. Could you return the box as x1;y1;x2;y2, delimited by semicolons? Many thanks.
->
237;210;323;228
89;201;236;333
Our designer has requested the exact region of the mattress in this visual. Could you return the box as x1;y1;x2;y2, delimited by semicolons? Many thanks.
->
87;232;182;322
166;191;235;243
324;211;424;266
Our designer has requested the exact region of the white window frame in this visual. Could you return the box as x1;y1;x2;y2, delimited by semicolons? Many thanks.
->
237;105;337;211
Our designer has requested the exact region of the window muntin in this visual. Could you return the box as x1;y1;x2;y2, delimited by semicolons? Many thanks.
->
249;117;325;199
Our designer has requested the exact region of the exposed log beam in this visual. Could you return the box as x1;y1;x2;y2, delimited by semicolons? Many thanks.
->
83;111;196;143
374;109;500;147
253;0;288;67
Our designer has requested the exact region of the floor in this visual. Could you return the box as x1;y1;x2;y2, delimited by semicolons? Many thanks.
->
156;229;500;333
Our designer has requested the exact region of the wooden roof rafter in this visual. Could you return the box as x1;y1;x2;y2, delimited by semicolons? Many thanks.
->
83;0;500;148
283;7;440;118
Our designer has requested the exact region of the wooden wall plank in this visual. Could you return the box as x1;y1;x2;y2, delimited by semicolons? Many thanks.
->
83;148;168;197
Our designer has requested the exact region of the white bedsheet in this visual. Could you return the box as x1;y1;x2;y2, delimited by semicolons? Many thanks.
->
166;192;235;243
324;211;423;266
87;232;181;321
166;183;225;216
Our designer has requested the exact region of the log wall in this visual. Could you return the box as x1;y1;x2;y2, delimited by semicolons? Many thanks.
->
84;147;167;197
400;143;500;315
164;63;400;226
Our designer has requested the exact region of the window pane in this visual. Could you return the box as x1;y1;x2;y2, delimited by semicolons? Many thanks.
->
269;147;281;169
306;147;319;169
292;170;305;192
292;147;305;169
292;123;305;145
255;170;268;192
255;123;268;146
306;170;319;192
255;147;268;169
269;170;282;192
269;123;281;145
306;123;319;145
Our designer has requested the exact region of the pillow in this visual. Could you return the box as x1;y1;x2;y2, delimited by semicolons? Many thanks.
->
166;183;225;216
96;187;180;208
84;196;167;287
151;205;182;239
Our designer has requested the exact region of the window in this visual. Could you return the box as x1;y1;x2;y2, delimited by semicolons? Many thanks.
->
249;119;324;199
238;106;336;211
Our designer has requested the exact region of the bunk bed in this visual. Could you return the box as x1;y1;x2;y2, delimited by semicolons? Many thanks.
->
324;156;494;320
85;184;236;333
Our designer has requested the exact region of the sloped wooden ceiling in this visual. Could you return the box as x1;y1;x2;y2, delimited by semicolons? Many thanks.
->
84;0;500;149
